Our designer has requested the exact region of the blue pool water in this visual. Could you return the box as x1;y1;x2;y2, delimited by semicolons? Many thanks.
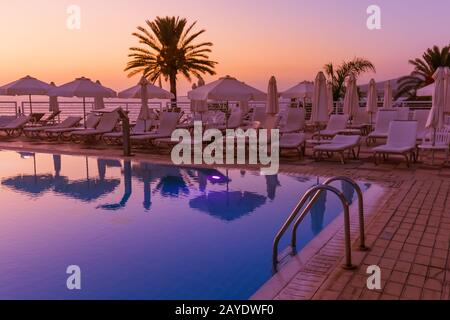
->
0;150;372;300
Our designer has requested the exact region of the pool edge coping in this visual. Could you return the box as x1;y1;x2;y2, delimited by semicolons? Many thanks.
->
250;183;388;300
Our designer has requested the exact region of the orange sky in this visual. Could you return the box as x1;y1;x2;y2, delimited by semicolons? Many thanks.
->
0;0;448;95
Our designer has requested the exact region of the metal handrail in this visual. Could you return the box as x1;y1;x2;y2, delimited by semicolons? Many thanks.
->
291;176;368;253
272;184;355;272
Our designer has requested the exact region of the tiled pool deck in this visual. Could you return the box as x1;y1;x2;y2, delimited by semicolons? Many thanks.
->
0;137;449;300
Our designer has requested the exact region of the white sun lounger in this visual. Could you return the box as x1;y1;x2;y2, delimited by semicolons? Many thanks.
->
0;115;31;137
103;118;154;144
23;116;82;138
367;110;398;145
347;112;370;135
396;108;411;121
313;135;361;164
70;112;120;142
413;109;430;141
279;133;307;158
280;108;305;134
216;111;243;130
313;115;349;139
372;120;418;167
131;112;181;145
44;114;101;140
0;116;17;127
251;107;266;124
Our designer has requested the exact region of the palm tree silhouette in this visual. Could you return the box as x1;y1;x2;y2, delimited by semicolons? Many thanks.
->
324;58;375;100
396;45;450;98
125;16;217;104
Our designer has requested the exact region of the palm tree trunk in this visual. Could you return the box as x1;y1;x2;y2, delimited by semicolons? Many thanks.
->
169;72;177;109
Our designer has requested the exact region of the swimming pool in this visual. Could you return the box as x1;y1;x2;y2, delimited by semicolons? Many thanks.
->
0;150;372;300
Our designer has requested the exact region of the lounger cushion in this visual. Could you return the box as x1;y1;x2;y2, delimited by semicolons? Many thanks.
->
372;145;414;153
368;131;388;138
71;129;111;136
131;133;171;141
314;135;360;151
280;133;306;148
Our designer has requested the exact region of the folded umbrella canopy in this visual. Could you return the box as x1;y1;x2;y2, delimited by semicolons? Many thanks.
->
366;79;378;125
311;72;329;124
48;82;59;113
0;75;53;114
383;80;393;109
49;77;116;128
327;81;334;115
343;74;359;121
266;76;279;115
426;67;447;145
119;77;174;130
444;67;450;115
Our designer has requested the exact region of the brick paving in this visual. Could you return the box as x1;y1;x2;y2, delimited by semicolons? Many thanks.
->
312;176;450;300
0;137;449;300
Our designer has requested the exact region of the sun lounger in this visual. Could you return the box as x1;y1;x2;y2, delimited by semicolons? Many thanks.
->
0;116;17;127
418;127;450;164
396;108;411;121
70;111;120;142
23;116;82;138
0;115;31;137
313;135;362;164
279;108;305;134
44;114;101;140
347;111;370;135
251;107;266;124
366;110;398;145
37;111;61;125
413;109;430;141
279;133;307;158
216;111;243;130
312;115;349;139
29;113;46;125
103;118;154;144
177;113;203;129
372;120;418;167
131;112;181;146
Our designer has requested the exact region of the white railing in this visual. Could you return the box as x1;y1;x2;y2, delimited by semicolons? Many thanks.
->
18;100;164;122
0;99;433;122
0;101;19;116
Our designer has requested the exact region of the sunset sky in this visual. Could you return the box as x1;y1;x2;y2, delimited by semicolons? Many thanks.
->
0;0;449;95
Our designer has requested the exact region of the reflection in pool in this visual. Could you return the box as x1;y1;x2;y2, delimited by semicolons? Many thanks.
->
0;150;375;299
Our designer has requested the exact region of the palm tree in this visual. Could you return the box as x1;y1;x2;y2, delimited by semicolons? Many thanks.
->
396;45;450;99
324;58;376;100
125;16;218;103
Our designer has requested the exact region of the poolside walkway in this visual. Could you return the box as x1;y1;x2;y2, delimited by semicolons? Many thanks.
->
0;137;449;300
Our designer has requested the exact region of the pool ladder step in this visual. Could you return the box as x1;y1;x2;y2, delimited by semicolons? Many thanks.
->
272;176;369;273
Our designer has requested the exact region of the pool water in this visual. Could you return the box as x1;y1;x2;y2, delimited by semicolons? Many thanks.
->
0;150;373;300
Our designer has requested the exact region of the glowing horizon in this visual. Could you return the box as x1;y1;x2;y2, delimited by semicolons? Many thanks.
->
0;0;448;95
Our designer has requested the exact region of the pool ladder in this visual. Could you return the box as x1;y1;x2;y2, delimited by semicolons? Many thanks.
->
272;177;369;273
